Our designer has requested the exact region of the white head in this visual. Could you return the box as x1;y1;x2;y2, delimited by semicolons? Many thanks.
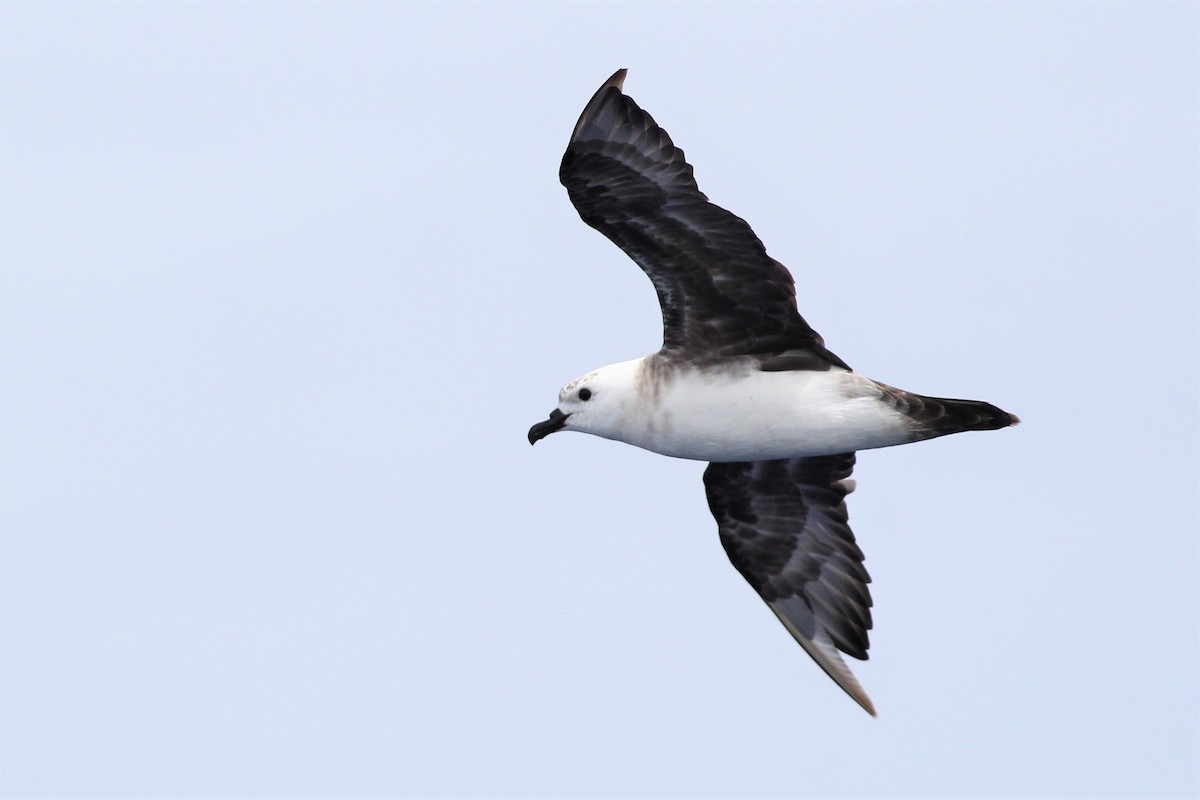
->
527;358;645;446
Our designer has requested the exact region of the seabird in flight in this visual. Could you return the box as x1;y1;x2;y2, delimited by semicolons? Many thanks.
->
528;69;1018;715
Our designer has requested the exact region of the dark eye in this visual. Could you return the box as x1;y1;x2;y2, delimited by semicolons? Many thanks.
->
578;388;592;401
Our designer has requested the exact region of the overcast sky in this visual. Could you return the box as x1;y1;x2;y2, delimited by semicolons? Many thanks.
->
2;2;1196;797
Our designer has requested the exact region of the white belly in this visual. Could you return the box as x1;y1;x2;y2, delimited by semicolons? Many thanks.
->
622;366;911;462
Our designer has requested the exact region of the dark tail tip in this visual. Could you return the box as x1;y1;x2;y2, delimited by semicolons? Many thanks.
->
942;398;1019;433
876;382;1019;438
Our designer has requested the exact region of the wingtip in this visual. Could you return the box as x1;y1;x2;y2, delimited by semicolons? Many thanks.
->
570;69;631;142
604;68;628;90
573;69;638;143
848;680;877;717
769;600;878;717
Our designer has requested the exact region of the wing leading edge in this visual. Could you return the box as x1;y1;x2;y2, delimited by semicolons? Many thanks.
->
560;69;847;368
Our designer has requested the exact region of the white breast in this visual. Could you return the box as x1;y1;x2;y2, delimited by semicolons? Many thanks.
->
621;365;912;462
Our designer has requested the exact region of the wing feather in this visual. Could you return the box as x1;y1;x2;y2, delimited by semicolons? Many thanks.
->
704;454;876;714
560;70;848;368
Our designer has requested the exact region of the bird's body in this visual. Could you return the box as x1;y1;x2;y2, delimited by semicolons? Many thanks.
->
528;69;1018;716
558;357;931;462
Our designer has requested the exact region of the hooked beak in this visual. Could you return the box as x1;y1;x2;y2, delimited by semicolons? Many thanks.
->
528;408;570;445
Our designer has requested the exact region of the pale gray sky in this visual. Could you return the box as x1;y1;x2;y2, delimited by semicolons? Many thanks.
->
2;2;1197;797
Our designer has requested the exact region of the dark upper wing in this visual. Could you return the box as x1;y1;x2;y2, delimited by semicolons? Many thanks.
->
560;69;847;368
704;454;875;715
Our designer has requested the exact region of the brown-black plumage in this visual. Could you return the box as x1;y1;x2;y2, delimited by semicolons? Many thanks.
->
875;383;1021;437
705;454;871;659
559;69;848;368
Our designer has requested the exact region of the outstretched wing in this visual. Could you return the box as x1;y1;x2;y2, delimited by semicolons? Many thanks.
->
703;454;875;715
560;69;847;368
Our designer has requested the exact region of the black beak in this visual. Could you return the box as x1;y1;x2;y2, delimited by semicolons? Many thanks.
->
528;408;569;445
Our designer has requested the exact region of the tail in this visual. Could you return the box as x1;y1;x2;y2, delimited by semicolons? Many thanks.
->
876;382;1020;440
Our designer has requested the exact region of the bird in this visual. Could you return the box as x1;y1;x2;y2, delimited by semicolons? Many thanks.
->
527;69;1018;716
